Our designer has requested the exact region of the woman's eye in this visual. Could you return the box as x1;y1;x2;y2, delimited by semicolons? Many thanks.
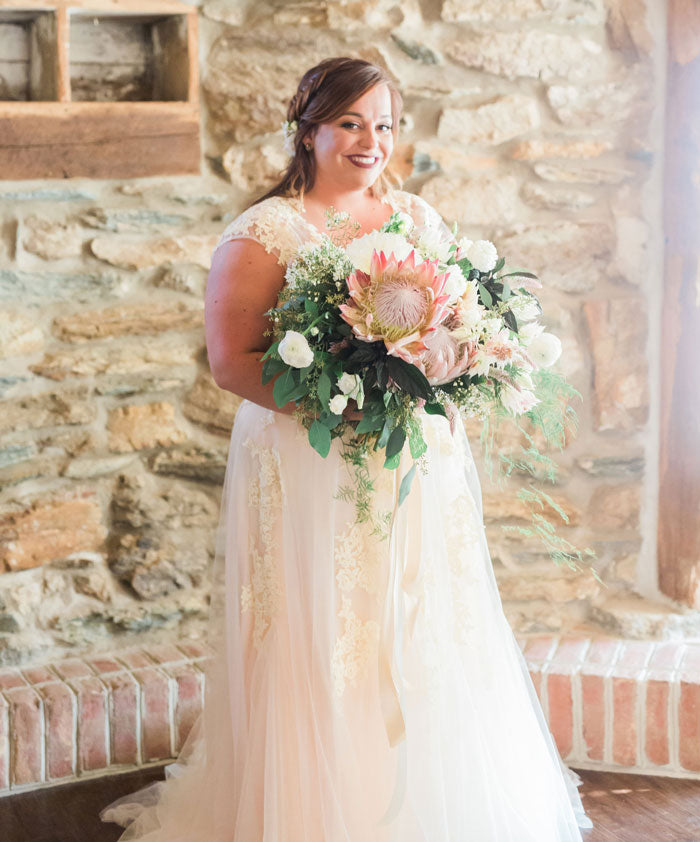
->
341;122;393;131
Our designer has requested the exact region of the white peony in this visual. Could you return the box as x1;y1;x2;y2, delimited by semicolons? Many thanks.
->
518;321;545;347
337;372;365;409
442;264;468;302
345;231;413;274
456;236;473;257
528;332;562;368
278;330;314;368
500;385;540;416
467;240;498;273
329;394;348;414
416;227;453;263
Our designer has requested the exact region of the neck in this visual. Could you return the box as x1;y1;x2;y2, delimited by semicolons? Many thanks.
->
302;182;380;213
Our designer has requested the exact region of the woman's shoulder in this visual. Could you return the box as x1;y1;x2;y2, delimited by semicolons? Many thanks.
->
386;188;448;230
215;195;303;266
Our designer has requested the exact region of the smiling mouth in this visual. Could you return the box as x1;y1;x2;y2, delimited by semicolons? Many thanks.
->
347;155;381;167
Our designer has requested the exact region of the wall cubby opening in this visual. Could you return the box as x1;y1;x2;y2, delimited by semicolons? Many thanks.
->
0;9;60;101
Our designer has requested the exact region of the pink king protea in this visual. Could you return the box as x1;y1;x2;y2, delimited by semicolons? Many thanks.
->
339;249;452;365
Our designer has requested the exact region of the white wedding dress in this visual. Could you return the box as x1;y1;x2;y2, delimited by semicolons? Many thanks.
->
101;189;593;840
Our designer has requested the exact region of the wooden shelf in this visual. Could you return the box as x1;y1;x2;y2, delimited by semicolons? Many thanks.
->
0;0;199;179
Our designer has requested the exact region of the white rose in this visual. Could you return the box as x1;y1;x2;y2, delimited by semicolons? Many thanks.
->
329;394;348;414
528;332;562;368
467;240;498;273
442;264;467;302
337;372;364;409
278;330;314;368
345;231;413;274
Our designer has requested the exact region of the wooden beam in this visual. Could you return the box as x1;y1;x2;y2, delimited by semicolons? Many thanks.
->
0;102;200;178
657;1;700;605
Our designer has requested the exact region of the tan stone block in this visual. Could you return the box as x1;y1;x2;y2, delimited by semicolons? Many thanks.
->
29;338;197;381
605;0;654;55
496;221;614;294
413;143;500;176
0;387;95;434
21;215;85;260
583;298;649;431
90;234;219;270
52;301;203;342
588;484;641;530
484;491;581;526
532;161;635;184
442;0;605;24
222;143;289;194
546;65;653;126
0;495;106;572
496;566;601;603
0;311;44;358
510;138;612;160
438;95;540;146
154;263;208;297
107;403;187;453
520;182;595;211
420;173;520;226
184;372;243;435
445;30;605;82
611;214;650;286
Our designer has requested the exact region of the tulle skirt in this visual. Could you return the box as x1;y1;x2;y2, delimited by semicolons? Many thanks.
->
101;400;593;840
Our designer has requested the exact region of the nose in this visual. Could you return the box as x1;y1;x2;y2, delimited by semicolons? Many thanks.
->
358;124;382;151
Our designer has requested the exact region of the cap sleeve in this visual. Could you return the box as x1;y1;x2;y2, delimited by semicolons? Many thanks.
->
213;197;304;268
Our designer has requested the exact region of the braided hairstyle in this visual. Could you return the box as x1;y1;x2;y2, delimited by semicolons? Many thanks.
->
254;57;403;205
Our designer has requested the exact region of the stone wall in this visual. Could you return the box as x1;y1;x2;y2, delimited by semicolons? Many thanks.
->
0;0;668;667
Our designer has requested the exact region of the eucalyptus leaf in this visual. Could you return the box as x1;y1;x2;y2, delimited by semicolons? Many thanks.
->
308;420;331;458
479;284;493;308
272;369;296;408
317;371;332;408
424;402;448;418
261;357;287;385
398;463;418;506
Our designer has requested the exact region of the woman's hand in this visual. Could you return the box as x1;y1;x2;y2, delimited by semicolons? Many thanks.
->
342;398;363;422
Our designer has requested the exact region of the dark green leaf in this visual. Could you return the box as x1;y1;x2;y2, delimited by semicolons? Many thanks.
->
385;357;433;400
272;369;296;408
260;341;280;362
385;426;406;460
308;421;331;458
355;412;385;434
377;418;393;449
261;357;287;385
503;310;518;333
424;402;448;418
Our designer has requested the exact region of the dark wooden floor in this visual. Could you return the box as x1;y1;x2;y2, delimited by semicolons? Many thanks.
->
1;766;700;841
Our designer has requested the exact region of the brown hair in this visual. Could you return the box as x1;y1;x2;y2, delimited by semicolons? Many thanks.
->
253;57;404;206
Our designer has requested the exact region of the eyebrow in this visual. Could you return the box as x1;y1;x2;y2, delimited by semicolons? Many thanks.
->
340;112;393;119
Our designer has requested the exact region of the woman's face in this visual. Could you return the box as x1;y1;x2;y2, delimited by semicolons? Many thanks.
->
308;83;395;194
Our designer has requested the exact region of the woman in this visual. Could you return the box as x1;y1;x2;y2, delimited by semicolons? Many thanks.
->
101;57;593;841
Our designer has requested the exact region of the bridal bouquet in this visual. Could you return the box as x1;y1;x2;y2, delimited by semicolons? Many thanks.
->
261;209;594;573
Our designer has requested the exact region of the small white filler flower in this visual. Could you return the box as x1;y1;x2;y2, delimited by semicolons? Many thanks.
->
278;330;314;368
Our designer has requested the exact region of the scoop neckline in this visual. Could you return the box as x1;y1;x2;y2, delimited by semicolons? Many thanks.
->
282;189;402;242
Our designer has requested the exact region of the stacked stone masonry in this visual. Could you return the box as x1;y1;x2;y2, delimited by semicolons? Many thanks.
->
3;634;700;796
0;0;674;709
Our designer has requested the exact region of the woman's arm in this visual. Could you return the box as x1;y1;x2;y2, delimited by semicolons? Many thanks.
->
204;238;296;415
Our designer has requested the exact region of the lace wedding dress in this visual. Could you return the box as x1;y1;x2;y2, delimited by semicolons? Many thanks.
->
100;189;593;841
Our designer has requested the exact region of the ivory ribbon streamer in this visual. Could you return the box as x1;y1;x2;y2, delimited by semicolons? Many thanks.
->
376;445;424;826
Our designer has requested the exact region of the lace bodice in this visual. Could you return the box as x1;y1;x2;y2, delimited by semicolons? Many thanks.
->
213;188;454;267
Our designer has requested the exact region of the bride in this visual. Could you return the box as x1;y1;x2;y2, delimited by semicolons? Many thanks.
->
101;56;593;841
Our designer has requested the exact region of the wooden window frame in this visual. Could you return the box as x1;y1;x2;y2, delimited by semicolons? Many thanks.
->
0;0;200;179
658;0;700;605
